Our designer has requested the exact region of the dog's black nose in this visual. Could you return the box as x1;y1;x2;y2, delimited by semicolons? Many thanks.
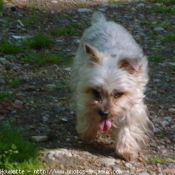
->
99;110;109;119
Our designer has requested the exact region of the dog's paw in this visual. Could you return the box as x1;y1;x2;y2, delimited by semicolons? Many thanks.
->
116;150;138;161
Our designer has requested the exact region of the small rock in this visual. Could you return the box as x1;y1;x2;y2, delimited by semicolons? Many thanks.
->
43;116;49;122
168;108;175;113
154;3;162;7
11;110;17;114
154;27;164;32
14;100;23;105
154;127;161;133
98;7;107;12
137;3;145;8
0;57;7;64
73;39;80;44
171;125;175;129
112;166;123;174
31;136;48;142
161;120;169;128
12;35;28;40
54;149;72;158
55;106;64;111
164;116;172;122
138;172;149;175
61;118;68;122
66;138;70;142
51;0;58;3
59;164;64;170
17;19;24;27
124;162;133;169
161;149;167;154
47;151;56;160
168;62;175;66
64;67;71;71
77;8;92;13
46;84;56;90
150;140;157;147
153;79;160;82
99;157;116;166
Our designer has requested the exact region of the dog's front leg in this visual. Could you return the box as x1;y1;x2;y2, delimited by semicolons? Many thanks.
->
76;108;99;141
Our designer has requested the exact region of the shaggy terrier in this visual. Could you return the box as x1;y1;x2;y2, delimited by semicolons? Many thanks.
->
71;12;154;160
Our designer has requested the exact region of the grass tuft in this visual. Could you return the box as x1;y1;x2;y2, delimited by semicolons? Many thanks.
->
0;91;12;99
51;23;80;36
0;123;44;173
0;40;24;54
148;54;163;62
163;32;175;42
22;52;72;65
148;154;175;164
5;79;21;88
0;0;3;10
25;32;53;50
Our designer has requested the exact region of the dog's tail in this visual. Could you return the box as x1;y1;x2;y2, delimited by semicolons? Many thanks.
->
91;11;106;24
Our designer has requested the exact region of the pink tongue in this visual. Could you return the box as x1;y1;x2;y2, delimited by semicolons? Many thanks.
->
98;118;111;132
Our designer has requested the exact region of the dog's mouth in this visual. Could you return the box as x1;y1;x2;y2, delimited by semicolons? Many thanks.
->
98;117;112;132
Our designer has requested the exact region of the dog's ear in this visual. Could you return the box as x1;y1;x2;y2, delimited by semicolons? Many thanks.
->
85;44;100;63
118;57;141;74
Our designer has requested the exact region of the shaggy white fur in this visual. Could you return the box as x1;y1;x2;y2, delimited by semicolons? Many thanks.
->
71;11;154;160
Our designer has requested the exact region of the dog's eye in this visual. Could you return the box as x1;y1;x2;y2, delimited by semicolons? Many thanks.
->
92;89;101;100
114;92;123;98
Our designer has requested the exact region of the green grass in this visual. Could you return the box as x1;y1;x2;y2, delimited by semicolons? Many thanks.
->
152;0;175;5
148;154;175;164
0;32;53;54
0;40;24;54
22;14;39;25
148;54;163;62
25;32;53;50
0;31;71;65
0;0;3;10
0;124;44;173
148;32;175;43
163;32;175;42
153;5;175;14
0;91;12;99
4;79;21;88
0;79;20;99
55;80;70;89
22;52;72;65
51;23;80;36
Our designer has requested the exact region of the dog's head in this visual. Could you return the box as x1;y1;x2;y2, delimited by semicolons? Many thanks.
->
77;44;148;131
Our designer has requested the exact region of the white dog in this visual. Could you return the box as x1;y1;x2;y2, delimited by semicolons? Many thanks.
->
70;11;154;160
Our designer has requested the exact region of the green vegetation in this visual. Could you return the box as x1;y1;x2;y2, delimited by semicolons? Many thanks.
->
4;79;21;88
0;124;44;173
163;32;175;42
0;40;24;54
148;54;163;62
149;32;175;42
0;30;73;65
22;51;67;65
25;32;53;50
0;79;21;99
22;14;39;25
0;0;3;10
149;154;175;164
109;0;116;3
51;23;80;36
152;5;175;14
55;79;70;89
151;0;175;5
0;91;12;99
151;0;175;14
